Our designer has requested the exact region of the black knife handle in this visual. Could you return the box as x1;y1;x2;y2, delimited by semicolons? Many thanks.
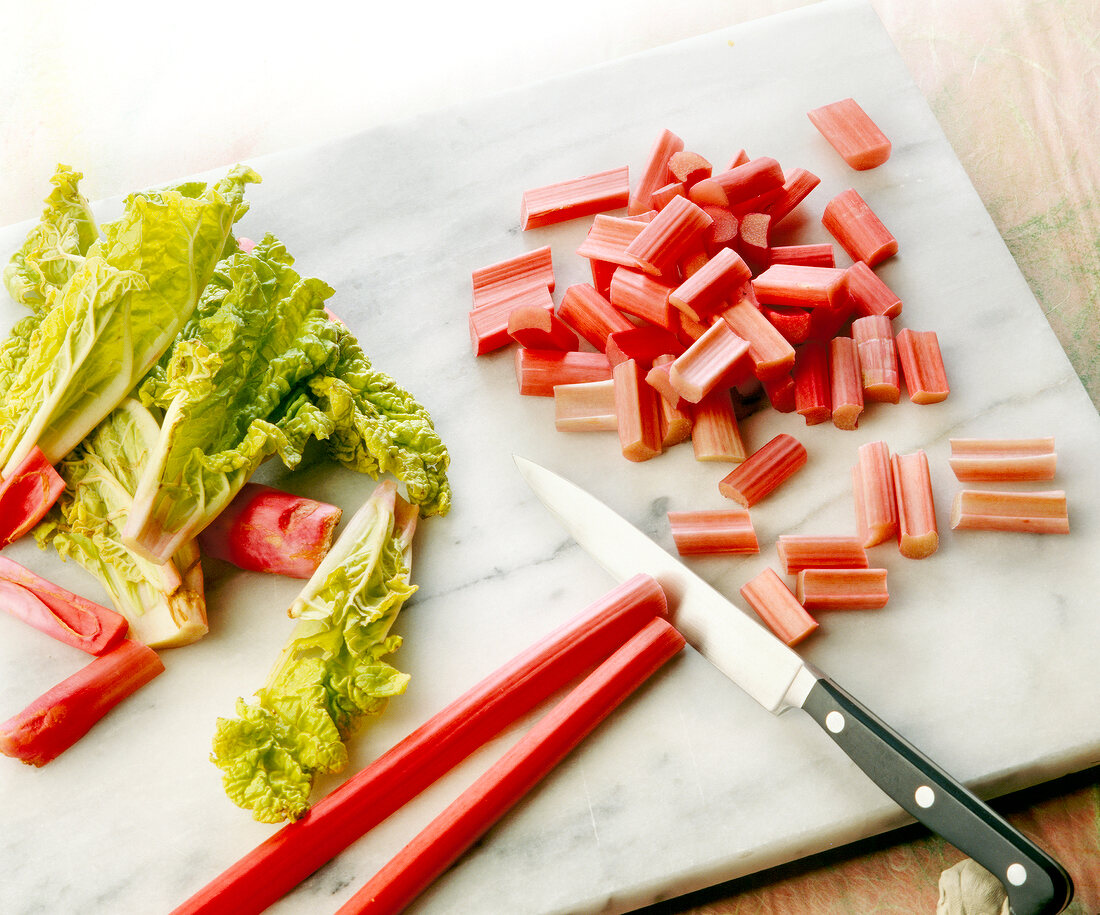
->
802;677;1073;915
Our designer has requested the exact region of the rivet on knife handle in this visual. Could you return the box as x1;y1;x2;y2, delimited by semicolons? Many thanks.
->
802;676;1074;915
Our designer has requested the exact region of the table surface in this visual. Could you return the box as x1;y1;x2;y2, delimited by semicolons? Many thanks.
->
4;2;1098;913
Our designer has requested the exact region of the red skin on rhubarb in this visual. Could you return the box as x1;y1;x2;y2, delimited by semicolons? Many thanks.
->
807;98;892;170
691;388;746;463
507;306;581;352
752;264;848;310
0;557;128;655
0;446;66;548
515;349;613;396
609;267;677;330
718;433;807;507
630;128;684;215
521;166;630;229
895;328;949;404
669;247;752;324
711;157;785;208
766;244;836;269
760;304;813;345
624;196;713;277
739;568;818;646
605;327;684;368
0;638;163;767
822;188;898;267
471;246;554;307
793;341;831;426
469;285;555;355
845;261;902;320
668;509;758;556
170;575;669;915
764;168;821;225
557;283;634;352
613;359;663;462
196;483;343;579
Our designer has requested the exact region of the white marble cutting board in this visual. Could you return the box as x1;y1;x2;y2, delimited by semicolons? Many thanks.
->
1;2;1098;913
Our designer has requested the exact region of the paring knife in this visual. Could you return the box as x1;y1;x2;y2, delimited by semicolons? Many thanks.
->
513;455;1073;915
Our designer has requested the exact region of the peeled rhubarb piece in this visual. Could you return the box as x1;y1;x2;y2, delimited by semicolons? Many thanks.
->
471;246;554;307
948;437;1057;482
0;638;164;766
557;283;634;352
852;314;900;403
624;196;713;277
515;349;613;397
469;285;555;355
196;483;343;579
521;166;630;229
776;535;868;574
808;98;891;170
740;568;818;645
668;509;758;555
690;388;746;463
793;340;831;426
554;380;617;433
796;568;889;610
829;336;864;430
718;433;807;507
891;450;939;559
630;128;684;215
612;359;663;462
852;440;898;548
507;306;580;352
669;320;751;404
951;490;1069;534
0;445;65;548
845;261;901;319
822;188;898;267
895;328;949;404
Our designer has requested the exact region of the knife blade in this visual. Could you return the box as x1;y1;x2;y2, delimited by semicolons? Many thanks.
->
513;454;1073;915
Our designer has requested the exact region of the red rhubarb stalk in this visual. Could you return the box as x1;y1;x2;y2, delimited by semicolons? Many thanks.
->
796;568;889;610
195;483;343;579
892;450;939;559
630;128;684;215
948;438;1057;482
521;166;630;229
613;359;663;462
334;617;685;915
169;575;669;915
515;349;612;396
668;509;758;555
0;446;66;548
793;341;831;426
822;188;898;267
895;328;949;404
508;306;581;352
718;434;807;507
740;568;818;646
557;283;635;352
828;336;864;430
471;246;554;307
807;98;892;170
0;638;163;766
0;557;128;654
776;535;868;574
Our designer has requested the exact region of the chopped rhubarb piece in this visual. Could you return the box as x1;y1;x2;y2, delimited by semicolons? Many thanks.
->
766;244;836;268
796;568;889;610
752;264;848;309
669;320;751;405
630;128;685;215
828;336;864;430
808;98;892;170
605;326;683;368
822;188;898;267
760;304;813;345
624;195;713;277
668;151;713;186
740;568;818;645
845;261;901;319
691;388;746;463
609;267;677;329
469;285;554;355
726;149;751;169
712;157;785;208
852;440;898;547
0;638;163;766
720;296;796;381
553;380;617;433
0;446;66;548
0;557;128;655
577;214;649;267
702;206;739;254
895;328;949;404
891;450;938;559
951;490;1069;534
507;306;580;352
852;314;900;403
521;166;630;229
658;397;693;448
718;433;806;506
736;212;771;266
687;178;730;208
334;618;684;915
762;372;797;413
196;483;342;579
515;348;612;396
644;358;679;403
765;168;821;225
776;535;868;574
807;292;855;342
669;247;752;323
613;359;663;462
948;438;1057;482
793;341;831;426
651;182;686;210
172;575;668;915
590;259;617;299
471;246;554;307
557;283;634;352
668;509;758;555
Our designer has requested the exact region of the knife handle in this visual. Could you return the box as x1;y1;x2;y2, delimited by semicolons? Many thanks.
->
802;676;1073;915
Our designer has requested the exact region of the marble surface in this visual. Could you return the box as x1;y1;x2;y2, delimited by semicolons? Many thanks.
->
1;2;1098;913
